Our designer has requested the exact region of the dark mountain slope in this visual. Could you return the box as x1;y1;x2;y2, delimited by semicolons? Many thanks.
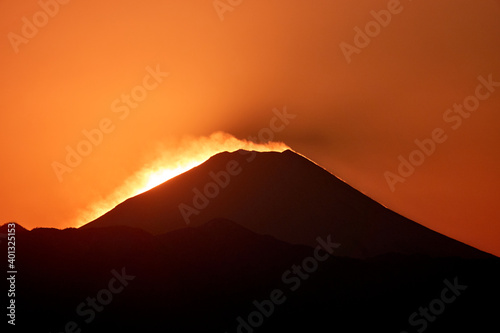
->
82;150;491;259
3;220;499;332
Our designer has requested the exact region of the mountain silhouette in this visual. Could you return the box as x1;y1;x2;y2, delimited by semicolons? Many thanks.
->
0;222;28;234
82;149;490;259
3;151;499;332
4;219;499;332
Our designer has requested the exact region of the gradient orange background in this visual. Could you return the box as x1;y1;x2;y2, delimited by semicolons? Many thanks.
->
1;0;499;256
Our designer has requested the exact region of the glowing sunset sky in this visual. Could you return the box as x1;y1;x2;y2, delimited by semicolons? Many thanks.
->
0;0;499;256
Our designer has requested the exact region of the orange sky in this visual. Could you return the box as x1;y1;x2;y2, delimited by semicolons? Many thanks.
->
1;0;499;256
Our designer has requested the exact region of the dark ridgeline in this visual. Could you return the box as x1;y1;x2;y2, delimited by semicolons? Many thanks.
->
3;150;499;332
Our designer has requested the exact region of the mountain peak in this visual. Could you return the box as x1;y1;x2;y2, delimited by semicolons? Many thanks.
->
81;150;491;259
0;222;29;234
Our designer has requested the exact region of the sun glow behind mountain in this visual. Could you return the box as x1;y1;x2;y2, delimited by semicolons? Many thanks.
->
73;132;289;227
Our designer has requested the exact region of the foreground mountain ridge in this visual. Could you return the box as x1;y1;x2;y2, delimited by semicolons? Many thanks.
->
3;218;499;332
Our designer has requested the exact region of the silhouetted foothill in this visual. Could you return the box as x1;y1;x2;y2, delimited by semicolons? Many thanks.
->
9;220;500;332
